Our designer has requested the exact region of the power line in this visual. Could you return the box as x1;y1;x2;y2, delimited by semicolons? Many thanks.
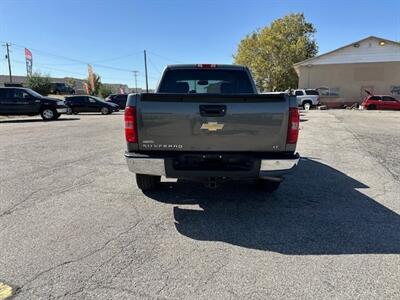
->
26;51;143;66
36;62;86;66
91;51;143;63
11;59;87;76
9;42;136;73
147;50;182;64
147;55;163;75
2;41;165;88
11;59;132;81
1;41;177;79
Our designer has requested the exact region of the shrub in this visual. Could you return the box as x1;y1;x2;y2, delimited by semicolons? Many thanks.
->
26;72;52;95
99;85;113;98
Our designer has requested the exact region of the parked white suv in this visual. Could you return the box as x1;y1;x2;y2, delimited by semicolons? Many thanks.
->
293;89;320;110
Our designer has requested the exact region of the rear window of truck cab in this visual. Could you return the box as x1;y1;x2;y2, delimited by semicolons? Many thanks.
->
158;69;254;94
305;90;319;95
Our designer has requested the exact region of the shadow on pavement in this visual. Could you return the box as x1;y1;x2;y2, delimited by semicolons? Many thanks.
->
0;118;80;124
144;158;400;255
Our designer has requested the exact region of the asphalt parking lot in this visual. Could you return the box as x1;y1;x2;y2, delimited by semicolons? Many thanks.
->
0;110;399;299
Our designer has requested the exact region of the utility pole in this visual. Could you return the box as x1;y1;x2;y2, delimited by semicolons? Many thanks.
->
144;50;148;93
5;43;12;83
133;70;139;93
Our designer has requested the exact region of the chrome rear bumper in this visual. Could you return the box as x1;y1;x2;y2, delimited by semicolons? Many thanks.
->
125;152;299;178
126;154;166;176
259;154;299;177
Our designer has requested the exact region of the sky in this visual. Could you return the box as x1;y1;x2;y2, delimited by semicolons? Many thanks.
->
0;0;399;89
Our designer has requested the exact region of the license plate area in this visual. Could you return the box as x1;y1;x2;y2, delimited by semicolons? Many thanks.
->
172;154;255;171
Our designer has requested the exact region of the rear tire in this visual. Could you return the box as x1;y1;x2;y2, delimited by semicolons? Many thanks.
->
136;174;161;191
367;105;376;110
303;101;312;110
256;179;281;193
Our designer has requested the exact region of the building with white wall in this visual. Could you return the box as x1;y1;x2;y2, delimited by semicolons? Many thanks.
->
294;36;400;108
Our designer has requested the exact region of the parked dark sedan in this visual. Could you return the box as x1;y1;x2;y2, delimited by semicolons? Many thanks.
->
64;95;119;115
105;94;128;109
0;87;68;121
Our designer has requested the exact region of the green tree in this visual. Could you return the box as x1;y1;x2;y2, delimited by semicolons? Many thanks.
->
99;85;113;98
26;72;52;95
234;13;318;91
65;77;76;89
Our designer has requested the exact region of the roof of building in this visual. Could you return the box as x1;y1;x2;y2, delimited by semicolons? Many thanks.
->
0;75;77;84
294;36;400;68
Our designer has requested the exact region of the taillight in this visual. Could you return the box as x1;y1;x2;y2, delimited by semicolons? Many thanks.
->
125;106;137;143
196;64;217;68
287;107;300;144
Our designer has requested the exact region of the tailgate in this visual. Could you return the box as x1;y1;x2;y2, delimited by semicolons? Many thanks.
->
137;93;289;152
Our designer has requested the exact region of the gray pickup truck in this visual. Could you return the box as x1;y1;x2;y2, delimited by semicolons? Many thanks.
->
124;64;300;192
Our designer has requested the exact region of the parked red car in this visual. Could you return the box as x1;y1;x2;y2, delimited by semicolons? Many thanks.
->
362;95;400;110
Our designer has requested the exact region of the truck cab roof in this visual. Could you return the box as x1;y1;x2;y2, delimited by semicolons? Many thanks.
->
165;64;248;70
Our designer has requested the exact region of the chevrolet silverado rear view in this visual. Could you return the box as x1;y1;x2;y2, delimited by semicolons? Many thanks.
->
125;64;300;191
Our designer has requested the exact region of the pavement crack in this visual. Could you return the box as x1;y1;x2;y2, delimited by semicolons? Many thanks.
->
19;219;143;295
0;189;42;217
331;112;399;183
0;170;97;218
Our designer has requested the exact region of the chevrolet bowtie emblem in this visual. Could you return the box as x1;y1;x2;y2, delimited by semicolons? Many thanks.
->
200;122;224;132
